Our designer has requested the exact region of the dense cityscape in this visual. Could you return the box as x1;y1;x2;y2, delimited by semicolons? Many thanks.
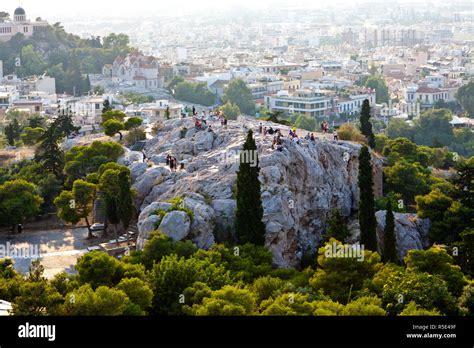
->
0;1;472;339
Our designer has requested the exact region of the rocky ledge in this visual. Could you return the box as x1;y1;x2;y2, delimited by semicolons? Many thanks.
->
122;115;391;267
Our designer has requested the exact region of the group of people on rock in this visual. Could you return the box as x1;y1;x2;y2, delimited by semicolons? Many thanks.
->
256;118;343;152
192;108;227;131
260;124;281;137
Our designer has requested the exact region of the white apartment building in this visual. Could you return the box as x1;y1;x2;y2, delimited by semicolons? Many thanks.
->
249;80;284;100
405;85;457;109
337;93;376;115
265;89;376;118
265;90;333;117
0;8;49;42
58;96;104;126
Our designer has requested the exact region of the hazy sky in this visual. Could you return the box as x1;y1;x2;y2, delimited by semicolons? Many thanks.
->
3;0;446;19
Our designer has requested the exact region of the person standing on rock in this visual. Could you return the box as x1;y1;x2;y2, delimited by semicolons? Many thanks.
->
169;156;176;172
192;106;196;115
333;130;338;141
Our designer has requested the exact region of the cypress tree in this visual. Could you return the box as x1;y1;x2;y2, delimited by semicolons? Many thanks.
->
35;123;64;179
235;129;266;245
83;74;91;94
358;145;377;251
383;199;398;263
117;170;134;232
105;194;120;240
4;119;22;146
102;99;112;114
360;99;375;149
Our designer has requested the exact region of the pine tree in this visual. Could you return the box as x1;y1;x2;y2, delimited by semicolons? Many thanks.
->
359;99;375;149
235;129;266;245
383;199;398;263
358;146;377;251
54;109;79;137
326;208;350;242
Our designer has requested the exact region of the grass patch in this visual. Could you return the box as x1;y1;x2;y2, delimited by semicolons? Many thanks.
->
152;196;195;223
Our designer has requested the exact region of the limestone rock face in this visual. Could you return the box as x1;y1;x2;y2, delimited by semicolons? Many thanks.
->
158;210;191;241
132;116;384;267
375;211;431;260
192;130;215;154
137;215;161;249
130;162;148;181
133;166;170;202
118;149;143;166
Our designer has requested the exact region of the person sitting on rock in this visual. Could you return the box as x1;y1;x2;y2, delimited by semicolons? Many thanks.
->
305;133;310;140
292;136;301;145
268;127;274;135
195;119;202;129
208;125;213;132
310;133;316;141
166;154;171;166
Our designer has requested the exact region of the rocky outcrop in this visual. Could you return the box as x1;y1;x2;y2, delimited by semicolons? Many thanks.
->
158;210;191;241
129;116;384;267
375;211;431;261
